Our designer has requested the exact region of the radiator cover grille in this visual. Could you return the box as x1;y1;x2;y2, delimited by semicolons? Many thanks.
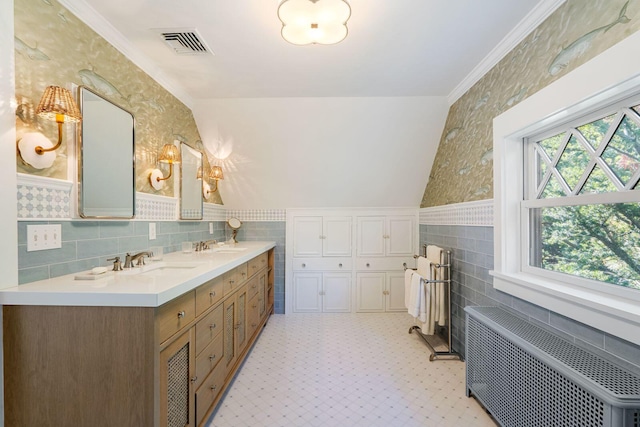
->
465;307;640;427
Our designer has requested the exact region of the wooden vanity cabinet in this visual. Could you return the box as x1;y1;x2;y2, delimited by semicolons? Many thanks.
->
3;247;275;427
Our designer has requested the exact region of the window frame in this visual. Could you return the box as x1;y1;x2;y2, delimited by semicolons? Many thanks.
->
492;31;640;346
522;97;640;295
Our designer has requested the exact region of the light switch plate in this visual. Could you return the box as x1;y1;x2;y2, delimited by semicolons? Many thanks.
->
27;224;62;251
149;223;157;240
209;222;213;234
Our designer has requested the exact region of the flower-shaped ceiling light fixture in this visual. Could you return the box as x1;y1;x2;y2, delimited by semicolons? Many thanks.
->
278;0;351;46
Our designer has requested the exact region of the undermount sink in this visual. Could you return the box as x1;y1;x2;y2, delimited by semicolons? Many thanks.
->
118;262;202;276
212;247;248;254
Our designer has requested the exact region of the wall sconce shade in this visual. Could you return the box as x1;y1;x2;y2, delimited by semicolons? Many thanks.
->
278;0;351;46
18;85;82;169
149;143;181;190
204;165;224;197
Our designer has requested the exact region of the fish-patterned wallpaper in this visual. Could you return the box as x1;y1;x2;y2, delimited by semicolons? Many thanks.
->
14;0;223;204
421;0;639;207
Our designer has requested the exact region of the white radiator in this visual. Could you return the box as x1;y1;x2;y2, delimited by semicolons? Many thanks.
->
465;307;640;427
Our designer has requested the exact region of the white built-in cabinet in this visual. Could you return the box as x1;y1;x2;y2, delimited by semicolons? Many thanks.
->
292;272;351;312
357;216;415;257
293;216;351;257
356;272;406;312
286;209;417;314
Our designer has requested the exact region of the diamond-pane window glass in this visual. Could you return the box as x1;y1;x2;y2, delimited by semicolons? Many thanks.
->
580;165;618;194
538;132;564;160
577;113;615;150
535;148;548;188
602;115;640;185
540;174;564;199
531;203;640;290
556;134;590;192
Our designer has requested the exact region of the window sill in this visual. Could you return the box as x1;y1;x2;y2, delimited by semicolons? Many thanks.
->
491;270;640;346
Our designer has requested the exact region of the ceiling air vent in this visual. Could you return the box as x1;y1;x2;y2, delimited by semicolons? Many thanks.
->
158;28;213;56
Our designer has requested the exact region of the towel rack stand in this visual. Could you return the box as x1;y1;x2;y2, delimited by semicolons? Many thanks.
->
405;249;461;361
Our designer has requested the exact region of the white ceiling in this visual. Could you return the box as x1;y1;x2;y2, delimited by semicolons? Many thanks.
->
70;0;544;101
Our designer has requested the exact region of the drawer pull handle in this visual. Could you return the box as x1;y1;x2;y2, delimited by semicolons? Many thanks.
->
210;323;217;330
229;280;235;284
209;354;216;361
191;376;198;383
252;304;257;308
253;265;257;269
211;385;217;391
210;291;216;297
177;311;186;319
242;272;246;276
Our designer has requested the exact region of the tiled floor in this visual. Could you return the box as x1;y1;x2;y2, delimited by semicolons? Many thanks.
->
207;313;497;427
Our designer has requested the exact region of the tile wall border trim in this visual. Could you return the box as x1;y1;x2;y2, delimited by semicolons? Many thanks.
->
17;173;73;220
420;199;493;227
226;209;286;222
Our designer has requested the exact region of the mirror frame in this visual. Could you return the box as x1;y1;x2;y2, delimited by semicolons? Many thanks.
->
180;142;204;220
77;86;136;219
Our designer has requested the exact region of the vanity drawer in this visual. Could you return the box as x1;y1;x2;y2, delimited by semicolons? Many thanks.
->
248;253;268;277
157;291;195;344
196;358;226;426
223;264;247;296
236;262;248;284
292;257;352;271
195;332;223;391
247;275;260;301
355;257;415;271
195;276;224;316
195;304;224;355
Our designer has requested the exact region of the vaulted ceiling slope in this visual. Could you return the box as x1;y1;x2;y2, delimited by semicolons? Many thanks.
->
64;0;546;209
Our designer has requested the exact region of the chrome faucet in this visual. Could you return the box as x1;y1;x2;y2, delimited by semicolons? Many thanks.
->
124;251;153;268
196;239;218;251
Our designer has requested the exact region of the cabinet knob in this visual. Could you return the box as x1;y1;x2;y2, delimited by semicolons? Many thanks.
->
210;323;217;330
209;354;216;361
229;280;235;284
338;263;343;268
211;385;217;391
209;291;216;297
177;311;186;319
366;263;370;267
301;263;306;268
191;376;198;383
252;304;257;308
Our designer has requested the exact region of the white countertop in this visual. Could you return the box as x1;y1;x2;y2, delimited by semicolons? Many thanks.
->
0;241;276;307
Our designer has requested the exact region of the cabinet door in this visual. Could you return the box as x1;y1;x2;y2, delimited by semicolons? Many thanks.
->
293;216;323;257
323;216;352;256
323;273;351;312
293;273;322;312
357;217;385;256
258;271;266;318
160;329;195;427
236;286;248;355
223;297;237;373
386;272;407;312
386;216;415;256
356;272;385;312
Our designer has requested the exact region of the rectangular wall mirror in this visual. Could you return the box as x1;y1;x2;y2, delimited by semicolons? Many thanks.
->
180;142;203;220
78;86;135;218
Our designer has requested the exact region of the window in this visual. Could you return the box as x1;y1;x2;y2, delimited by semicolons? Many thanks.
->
491;31;640;346
525;100;640;291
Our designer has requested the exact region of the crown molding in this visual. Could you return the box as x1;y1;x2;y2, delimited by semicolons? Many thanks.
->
59;0;194;109
447;0;566;106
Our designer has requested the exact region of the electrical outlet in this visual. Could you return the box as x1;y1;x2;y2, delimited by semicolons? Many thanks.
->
27;224;62;252
149;223;157;240
209;222;213;234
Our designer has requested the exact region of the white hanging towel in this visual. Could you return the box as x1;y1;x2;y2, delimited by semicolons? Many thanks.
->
425;245;448;327
404;268;414;309
406;270;425;321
